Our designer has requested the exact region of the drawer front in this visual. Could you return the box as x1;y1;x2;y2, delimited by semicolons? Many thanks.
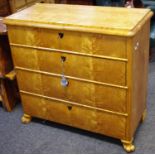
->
16;70;127;113
8;26;126;58
21;93;126;139
11;46;126;86
60;31;126;58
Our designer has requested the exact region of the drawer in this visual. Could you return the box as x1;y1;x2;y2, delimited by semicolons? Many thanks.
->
9;26;126;58
11;46;126;86
16;70;127;113
21;93;126;139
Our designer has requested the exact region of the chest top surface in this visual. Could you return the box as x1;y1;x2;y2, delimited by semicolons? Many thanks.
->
4;3;153;36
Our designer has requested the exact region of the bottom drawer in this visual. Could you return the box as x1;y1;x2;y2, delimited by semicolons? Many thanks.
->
21;93;127;139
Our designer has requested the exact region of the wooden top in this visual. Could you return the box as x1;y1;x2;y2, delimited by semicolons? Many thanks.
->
4;3;153;36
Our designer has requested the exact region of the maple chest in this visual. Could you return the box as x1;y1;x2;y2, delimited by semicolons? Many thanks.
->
4;4;153;152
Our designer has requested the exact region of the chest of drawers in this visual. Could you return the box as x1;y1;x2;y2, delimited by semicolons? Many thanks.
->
4;4;153;152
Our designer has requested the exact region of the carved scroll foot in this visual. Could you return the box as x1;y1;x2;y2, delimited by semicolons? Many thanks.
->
121;139;135;152
141;109;147;123
21;114;32;124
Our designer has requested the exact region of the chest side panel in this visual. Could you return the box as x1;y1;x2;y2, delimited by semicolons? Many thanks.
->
125;19;150;140
131;20;150;138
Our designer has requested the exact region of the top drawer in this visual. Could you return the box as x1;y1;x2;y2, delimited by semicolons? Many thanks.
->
8;26;127;58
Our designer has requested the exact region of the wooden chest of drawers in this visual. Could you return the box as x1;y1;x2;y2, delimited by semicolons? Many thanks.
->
4;4;153;152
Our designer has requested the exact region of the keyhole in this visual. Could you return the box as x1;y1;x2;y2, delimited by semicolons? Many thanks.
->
67;106;72;111
61;56;66;62
59;33;64;39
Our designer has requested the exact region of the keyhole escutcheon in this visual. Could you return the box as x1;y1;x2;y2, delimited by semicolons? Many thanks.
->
61;56;66;62
59;32;64;39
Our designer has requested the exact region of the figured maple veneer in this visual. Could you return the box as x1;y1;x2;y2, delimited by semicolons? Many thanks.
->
11;47;126;85
16;70;127;113
21;93;126;139
8;27;127;58
5;4;153;152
